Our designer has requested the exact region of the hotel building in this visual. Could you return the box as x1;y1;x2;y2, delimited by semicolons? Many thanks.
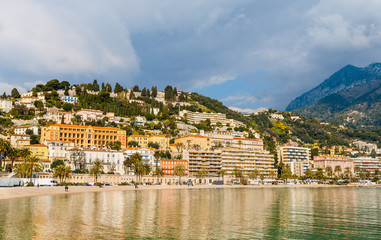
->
313;155;354;175
41;124;126;149
161;159;189;176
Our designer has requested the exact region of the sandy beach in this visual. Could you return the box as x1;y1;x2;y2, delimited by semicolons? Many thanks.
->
0;184;356;200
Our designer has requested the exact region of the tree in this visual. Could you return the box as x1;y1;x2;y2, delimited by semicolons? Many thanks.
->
128;141;139;147
114;83;124;93
151;86;157;97
269;171;276;180
0;139;10;168
27;155;42;182
325;166;333;178
148;142;160;149
11;88;20;98
69;149;86;170
249;169;260;180
53;165;66;183
344;167;352;179
14;162;30;178
51;159;65;169
174;164;186;185
90;159;103;183
334;165;342;177
133;85;140;92
281;165;292;182
233;168;243;183
217;169;227;183
34;100;44;111
7;147;20;172
62;103;73;112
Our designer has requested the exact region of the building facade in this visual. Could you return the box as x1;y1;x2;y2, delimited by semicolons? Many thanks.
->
148;135;170;150
127;135;148;148
61;96;78;104
41;124;126;149
0;99;12;113
313;155;354;175
14;126;39;135
175;135;211;150
10;134;30;149
278;146;311;176
352;157;381;174
161;159;189;176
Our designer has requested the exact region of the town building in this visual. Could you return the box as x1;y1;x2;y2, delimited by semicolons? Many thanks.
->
0;99;12;113
45;140;75;164
221;149;276;178
124;147;156;167
278;146;311;176
182;150;222;177
313;155;354;175
179;110;226;125
161;159;189;176
61;96;78;104
76;109;104;122
133;116;146;126
127;135;148;148
14;126;39;135
26;144;49;160
148;135;170;150
175;135;211;150
352;157;381;174
44;108;74;124
80;148;125;175
40;124;127;149
10;134;30;148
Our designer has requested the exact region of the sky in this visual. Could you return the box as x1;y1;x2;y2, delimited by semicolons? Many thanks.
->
1;0;381;111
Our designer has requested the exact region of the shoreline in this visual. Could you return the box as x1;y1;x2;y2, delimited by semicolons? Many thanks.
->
0;184;374;200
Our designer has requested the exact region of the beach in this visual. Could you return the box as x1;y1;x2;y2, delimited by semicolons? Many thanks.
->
0;184;355;200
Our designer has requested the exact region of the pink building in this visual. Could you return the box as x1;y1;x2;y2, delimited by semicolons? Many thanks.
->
313;155;354;175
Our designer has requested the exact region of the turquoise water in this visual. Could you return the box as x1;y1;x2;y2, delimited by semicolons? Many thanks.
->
0;187;380;239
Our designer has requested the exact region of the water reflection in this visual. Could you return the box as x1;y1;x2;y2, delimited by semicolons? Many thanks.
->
0;187;380;239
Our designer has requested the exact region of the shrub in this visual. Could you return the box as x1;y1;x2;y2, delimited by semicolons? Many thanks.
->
26;182;34;187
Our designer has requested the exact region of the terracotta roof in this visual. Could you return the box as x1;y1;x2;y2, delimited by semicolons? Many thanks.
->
177;134;208;139
149;135;168;138
11;134;30;137
50;124;124;131
26;144;48;147
128;134;147;137
233;137;261;141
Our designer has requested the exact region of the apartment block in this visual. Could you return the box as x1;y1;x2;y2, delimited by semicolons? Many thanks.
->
352;157;381;174
182;150;222;177
45;108;74;124
14;126;39;135
0;99;12;113
175;135;211;150
313;155;354;175
180;110;226;125
221;149;276;178
41;124;126;149
278;146;311;176
61;96;78;104
10;134;30;149
148;135;170;150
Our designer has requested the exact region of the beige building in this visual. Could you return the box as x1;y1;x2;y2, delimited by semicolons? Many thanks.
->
41;124;127;149
182;150;222;177
175;135;211;150
0;99;12;113
180;110;227;125
278;146;311;176
76;109;104;122
127;135;148;148
10;134;30;149
221;149;276;178
148;135;170;150
45;108;74;124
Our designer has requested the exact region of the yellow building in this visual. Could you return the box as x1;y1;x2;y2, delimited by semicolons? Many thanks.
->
10;134;30;149
175;135;211;150
26;144;49;160
40;124;127;149
127;135;148;147
148;135;170;150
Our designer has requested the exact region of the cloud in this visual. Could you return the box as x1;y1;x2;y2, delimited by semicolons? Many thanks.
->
0;81;26;95
228;106;260;114
192;74;235;89
223;94;258;105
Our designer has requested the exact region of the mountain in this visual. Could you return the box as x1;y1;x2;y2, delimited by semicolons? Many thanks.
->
286;63;381;111
286;63;381;128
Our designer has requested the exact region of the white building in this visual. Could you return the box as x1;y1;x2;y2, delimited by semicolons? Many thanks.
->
278;146;311;176
61;96;78;104
14;126;39;135
0;99;12;113
76;109;104;122
270;113;284;120
79;148;125;175
124;147;156;167
45;140;75;163
352;157;381;174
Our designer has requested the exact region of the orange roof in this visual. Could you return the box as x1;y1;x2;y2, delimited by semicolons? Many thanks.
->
177;134;208;139
50;124;124;131
126;147;156;151
11;134;30;137
233;137;261;141
26;144;48;147
128;134;147;138
149;135;167;138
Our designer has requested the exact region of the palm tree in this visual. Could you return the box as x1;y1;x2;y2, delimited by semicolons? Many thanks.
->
217;169;227;183
90;159;103;183
344;167;352;179
27;155;42;182
64;166;72;182
249;169;260;180
7;147;20;172
233;168;243;183
269;171;276;180
154;150;161;169
132;161;151;184
174;164;186;185
0;139;10;169
153;167;164;184
325;166;333;179
281;165;292;182
53;165;66;183
334;165;342;177
14;162;30;178
196;168;208;184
